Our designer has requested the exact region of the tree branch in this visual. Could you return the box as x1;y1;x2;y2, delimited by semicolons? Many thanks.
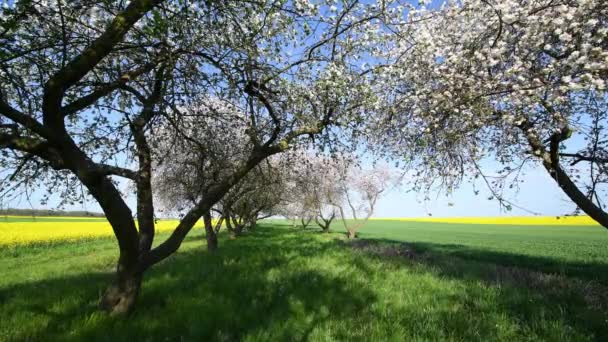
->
0;133;65;169
0;90;51;139
42;0;164;125
560;152;608;165
61;63;157;116
244;81;281;146
268;108;335;153
93;164;138;180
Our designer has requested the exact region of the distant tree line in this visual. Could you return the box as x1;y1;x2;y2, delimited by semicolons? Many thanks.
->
0;208;104;217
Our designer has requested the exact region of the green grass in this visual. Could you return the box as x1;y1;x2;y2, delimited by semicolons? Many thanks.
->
355;220;608;283
2;220;608;341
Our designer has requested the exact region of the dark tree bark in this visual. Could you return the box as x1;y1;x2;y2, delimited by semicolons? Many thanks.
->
301;217;313;229
316;212;335;233
214;216;225;236
224;212;237;239
521;123;608;229
234;223;245;236
99;263;142;315
203;211;218;252
544;162;608;227
231;215;246;236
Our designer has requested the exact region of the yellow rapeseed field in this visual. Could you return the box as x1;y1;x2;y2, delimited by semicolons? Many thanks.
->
0;215;599;246
0;217;192;246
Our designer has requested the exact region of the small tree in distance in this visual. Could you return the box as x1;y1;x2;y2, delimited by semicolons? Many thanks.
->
336;163;399;238
215;159;286;239
152;98;253;252
279;152;398;236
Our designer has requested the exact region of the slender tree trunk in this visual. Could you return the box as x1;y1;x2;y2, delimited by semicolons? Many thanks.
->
225;215;237;239
521;124;608;229
347;229;357;239
301;217;312;229
231;215;246;236
234;224;244;236
315;214;334;233
543;162;608;228
315;217;328;232
214;216;225;236
203;211;218;252
231;215;239;231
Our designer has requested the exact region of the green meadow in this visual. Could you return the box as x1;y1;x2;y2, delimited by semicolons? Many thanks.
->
2;219;608;341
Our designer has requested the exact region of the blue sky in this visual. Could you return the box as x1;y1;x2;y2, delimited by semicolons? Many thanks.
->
376;167;575;217
5;160;576;218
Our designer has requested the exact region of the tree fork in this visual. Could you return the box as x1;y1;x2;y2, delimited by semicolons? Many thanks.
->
522;124;608;229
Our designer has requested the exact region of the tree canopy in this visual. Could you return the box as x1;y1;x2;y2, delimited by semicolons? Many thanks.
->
374;0;608;224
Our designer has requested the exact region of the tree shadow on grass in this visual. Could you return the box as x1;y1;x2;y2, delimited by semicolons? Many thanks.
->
347;237;608;340
0;225;375;341
360;237;608;285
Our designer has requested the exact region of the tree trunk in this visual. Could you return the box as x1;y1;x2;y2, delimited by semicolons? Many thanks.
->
301;217;312;229
316;212;335;233
347;229;357;239
316;219;330;233
213;216;225;236
80;169;143;315
521;124;608;229
99;258;142;315
234;224;244;236
203;211;218;252
225;215;237;239
544;162;608;228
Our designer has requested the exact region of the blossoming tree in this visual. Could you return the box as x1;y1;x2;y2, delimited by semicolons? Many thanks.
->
378;0;608;226
334;160;398;238
0;0;395;313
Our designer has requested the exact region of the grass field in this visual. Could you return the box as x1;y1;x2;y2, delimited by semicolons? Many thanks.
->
1;217;608;341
